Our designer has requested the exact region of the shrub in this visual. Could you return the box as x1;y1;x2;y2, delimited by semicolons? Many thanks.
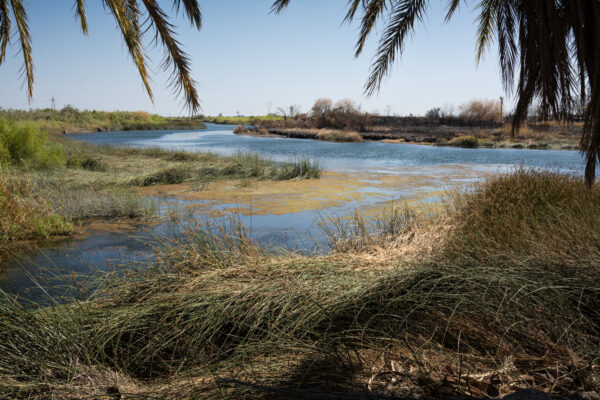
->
0;118;65;168
233;125;246;134
448;135;479;148
458;99;502;122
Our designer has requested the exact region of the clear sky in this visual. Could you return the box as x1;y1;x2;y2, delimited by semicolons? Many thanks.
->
0;0;506;117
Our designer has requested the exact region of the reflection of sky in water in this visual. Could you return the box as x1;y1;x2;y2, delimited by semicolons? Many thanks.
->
71;123;587;173
1;125;591;299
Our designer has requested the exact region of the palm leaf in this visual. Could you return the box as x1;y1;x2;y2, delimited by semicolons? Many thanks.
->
173;0;201;29
0;0;10;64
74;0;88;34
141;0;200;113
364;0;427;95
103;0;153;101
10;0;33;100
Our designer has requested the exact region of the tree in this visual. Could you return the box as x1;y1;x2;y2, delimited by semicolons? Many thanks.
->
272;0;600;186
425;107;441;120
311;98;333;117
0;0;202;113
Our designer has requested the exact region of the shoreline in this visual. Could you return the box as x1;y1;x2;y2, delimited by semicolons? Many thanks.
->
234;126;581;150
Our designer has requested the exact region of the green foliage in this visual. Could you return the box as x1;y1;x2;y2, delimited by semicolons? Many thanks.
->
0;118;65;168
0;108;206;134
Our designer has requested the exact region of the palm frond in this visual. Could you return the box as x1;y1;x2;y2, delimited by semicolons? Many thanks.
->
0;0;10;64
355;0;389;57
270;0;291;14
141;0;200;113
173;0;201;29
10;0;33;100
343;0;368;24
444;0;461;22
103;0;153;101
364;0;427;95
74;0;88;34
474;0;499;62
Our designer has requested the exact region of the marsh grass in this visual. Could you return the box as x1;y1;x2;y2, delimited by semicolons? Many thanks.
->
318;205;417;253
0;173;72;243
1;171;598;399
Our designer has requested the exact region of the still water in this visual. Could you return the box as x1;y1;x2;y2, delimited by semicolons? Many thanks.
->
0;124;588;298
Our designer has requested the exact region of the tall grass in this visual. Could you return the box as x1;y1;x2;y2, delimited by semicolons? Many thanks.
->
1;170;598;398
0;173;72;243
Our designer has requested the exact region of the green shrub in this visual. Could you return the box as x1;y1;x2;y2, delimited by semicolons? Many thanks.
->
0;118;65;168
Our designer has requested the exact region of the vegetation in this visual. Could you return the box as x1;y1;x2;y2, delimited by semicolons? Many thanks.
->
273;0;600;186
0;117;321;248
0;107;206;135
0;172;72;244
201;114;283;125
0;170;598;399
0;118;65;168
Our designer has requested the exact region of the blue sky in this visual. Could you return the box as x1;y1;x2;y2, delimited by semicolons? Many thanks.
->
0;1;506;116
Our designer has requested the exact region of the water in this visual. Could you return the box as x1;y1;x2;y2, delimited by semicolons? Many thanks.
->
74;123;585;173
1;124;589;299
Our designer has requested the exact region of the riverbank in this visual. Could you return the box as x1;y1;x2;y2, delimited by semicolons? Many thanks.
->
0;107;207;134
248;126;581;150
0;124;321;256
1;169;598;399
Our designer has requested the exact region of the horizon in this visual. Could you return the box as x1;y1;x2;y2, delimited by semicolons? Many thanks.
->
0;1;506;117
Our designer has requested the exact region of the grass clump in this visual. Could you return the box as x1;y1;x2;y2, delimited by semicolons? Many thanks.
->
447;135;480;148
1;170;598;399
136;166;191;186
0;173;72;243
447;168;600;269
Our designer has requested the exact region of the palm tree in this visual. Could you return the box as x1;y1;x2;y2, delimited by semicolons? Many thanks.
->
0;0;201;113
273;0;600;186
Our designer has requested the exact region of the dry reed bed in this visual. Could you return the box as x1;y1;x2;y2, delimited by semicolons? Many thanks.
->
0;169;599;399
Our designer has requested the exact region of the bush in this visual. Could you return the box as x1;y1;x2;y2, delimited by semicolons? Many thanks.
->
233;125;246;134
448;135;479;148
0;118;65;168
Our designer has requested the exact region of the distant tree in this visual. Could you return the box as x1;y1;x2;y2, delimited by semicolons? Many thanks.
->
441;103;456;118
272;0;600;186
311;98;333;117
459;99;502;122
334;99;357;115
288;105;301;119
276;106;288;121
425;107;441;120
0;0;202;113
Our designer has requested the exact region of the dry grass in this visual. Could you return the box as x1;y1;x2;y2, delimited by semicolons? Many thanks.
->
1;170;599;399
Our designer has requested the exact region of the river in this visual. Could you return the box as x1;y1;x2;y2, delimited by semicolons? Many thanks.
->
0;123;588;299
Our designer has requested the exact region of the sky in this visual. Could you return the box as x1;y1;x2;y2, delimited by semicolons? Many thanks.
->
0;0;507;117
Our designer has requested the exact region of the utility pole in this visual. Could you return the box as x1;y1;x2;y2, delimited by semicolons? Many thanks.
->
51;95;56;111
